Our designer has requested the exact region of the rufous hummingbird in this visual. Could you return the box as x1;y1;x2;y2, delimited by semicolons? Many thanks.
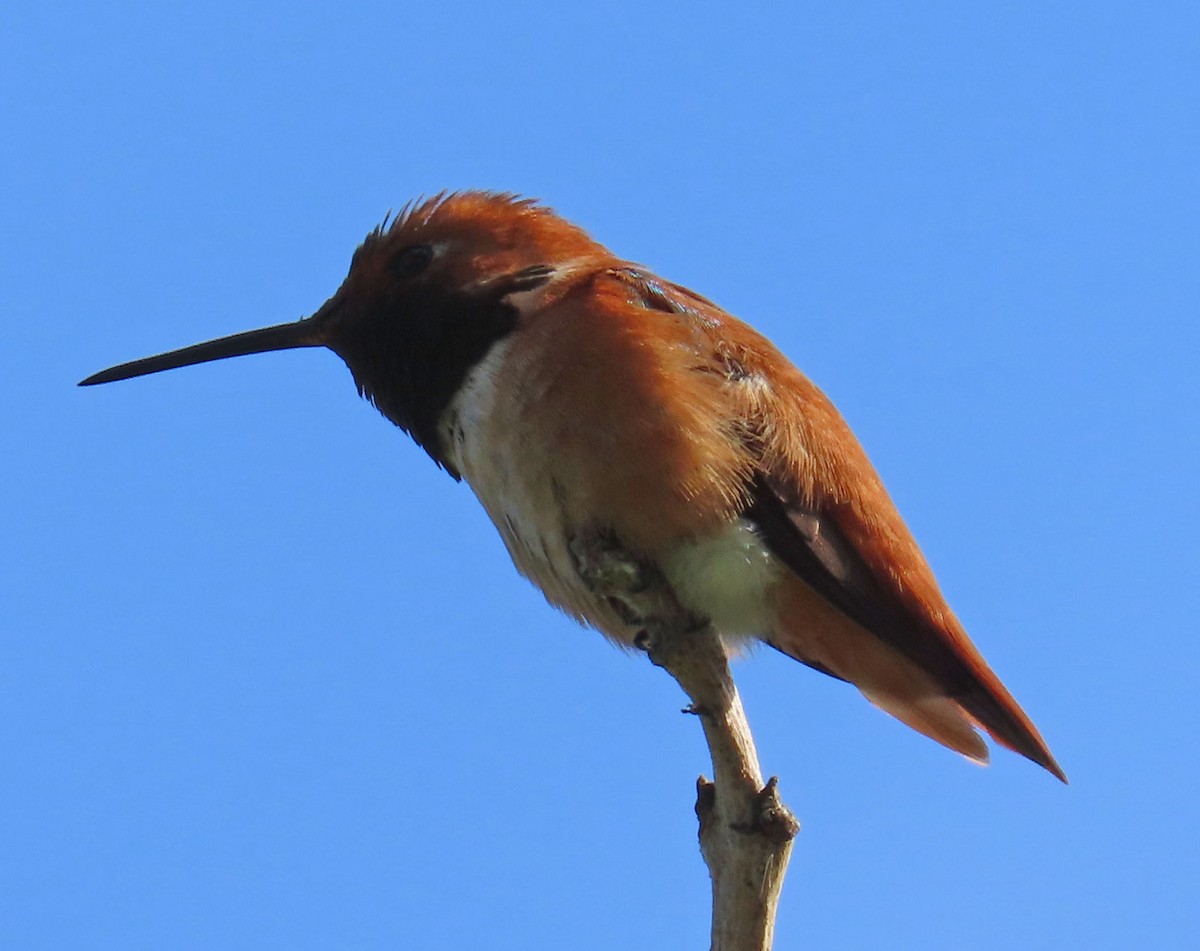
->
81;191;1065;781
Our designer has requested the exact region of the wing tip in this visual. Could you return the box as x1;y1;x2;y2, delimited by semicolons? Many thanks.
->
991;728;1069;784
961;696;1068;783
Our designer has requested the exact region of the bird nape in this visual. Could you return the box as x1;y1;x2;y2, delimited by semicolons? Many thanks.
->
80;190;1065;783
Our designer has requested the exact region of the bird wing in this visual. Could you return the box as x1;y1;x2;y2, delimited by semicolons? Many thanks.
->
608;266;1064;779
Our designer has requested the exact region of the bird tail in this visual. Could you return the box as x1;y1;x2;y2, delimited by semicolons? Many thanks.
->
767;577;1066;781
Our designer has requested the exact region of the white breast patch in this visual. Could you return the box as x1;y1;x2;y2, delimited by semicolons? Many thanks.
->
661;519;782;640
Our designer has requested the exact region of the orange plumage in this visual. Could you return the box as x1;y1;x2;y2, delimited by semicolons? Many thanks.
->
80;191;1065;781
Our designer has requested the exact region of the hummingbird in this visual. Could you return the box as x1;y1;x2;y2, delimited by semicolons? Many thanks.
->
81;191;1065;782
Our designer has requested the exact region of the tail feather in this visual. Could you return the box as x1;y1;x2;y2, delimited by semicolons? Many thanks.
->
860;686;989;766
768;574;1066;781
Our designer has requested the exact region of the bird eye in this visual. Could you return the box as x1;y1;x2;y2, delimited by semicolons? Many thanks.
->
390;243;434;279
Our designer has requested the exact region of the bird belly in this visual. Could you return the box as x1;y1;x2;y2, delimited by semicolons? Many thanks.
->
461;465;622;637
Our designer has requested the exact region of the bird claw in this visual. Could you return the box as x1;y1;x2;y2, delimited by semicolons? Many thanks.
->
569;533;651;595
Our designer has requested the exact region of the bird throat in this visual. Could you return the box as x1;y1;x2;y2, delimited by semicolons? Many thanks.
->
335;289;520;475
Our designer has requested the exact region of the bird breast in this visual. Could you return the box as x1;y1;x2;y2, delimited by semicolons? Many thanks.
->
435;299;776;646
438;334;628;635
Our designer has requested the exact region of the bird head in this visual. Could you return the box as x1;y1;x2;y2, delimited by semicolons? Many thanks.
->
80;192;610;464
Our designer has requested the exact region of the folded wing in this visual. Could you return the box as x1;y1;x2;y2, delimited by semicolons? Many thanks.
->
608;266;1064;780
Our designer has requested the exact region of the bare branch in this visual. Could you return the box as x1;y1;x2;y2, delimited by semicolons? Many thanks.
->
571;533;799;951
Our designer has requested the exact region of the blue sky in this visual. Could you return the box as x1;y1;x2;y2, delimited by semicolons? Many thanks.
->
3;2;1197;947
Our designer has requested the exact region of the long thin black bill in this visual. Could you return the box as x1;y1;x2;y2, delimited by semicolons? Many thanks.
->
79;318;324;387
